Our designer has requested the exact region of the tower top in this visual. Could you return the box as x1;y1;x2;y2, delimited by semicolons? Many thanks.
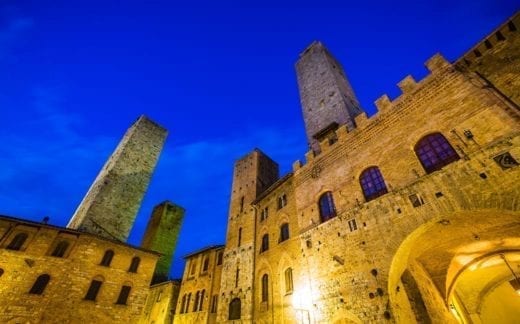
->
296;41;363;152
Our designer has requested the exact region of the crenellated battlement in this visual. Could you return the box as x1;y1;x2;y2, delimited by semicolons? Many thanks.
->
455;11;519;68
292;52;456;172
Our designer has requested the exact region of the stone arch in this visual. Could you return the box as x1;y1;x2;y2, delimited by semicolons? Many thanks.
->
330;309;363;324
387;209;520;323
276;252;294;295
276;211;290;227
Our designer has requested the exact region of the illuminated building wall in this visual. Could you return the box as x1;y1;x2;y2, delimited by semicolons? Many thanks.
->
175;12;520;323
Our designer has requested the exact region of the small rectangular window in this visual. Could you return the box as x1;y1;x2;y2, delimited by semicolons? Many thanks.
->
508;21;517;32
277;194;287;209
348;219;357;232
409;194;425;207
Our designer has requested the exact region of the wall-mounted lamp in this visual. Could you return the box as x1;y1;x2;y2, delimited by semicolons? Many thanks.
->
463;129;474;140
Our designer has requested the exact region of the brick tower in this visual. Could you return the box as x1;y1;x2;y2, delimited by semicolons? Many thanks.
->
67;115;167;242
217;149;279;323
296;41;363;152
141;201;185;284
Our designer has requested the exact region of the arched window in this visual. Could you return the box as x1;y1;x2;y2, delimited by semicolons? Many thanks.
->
202;256;209;272
193;291;200;312
85;277;103;301
100;250;114;267
415;133;460;174
185;293;192;313
180;294;186;314
318;192;336;222
128;257;140;273
238;227;242;247
261;274;268;302
228;297;241;320
285;268;293;294
189;260;197;276
0;268;4;277
217;252;223;265
7;233;28;251
51;240;69;257
260;234;269;253
360;167;388;202
116;285;132;305
211;295;218;313
199;289;205;311
279;223;289;242
29;274;50;295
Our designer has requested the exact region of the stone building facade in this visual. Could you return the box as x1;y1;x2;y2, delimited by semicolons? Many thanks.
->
175;246;225;324
140;280;181;324
0;10;519;324
0;215;160;323
0;115;184;324
175;12;520;324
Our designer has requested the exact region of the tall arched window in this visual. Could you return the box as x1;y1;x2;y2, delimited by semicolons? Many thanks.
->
128;256;140;273
279;223;289;242
7;232;28;251
261;274;269;302
199;289;205;311
29;274;50;295
202;256;209;272
229;297;241;320
186;293;192;313
100;250;114;267
180;294;186;314
318;192;336;222
193;291;200;312
85;276;103;301
285;268;293;294
51;240;69;257
360;167;388;202
260;234;269;253
116;285;132;305
415;133;460;174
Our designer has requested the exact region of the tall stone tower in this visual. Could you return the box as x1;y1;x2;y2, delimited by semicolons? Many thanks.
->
141;201;184;284
217;149;279;323
296;41;363;152
68;115;167;242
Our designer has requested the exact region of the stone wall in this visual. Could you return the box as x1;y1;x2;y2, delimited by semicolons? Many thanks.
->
0;216;159;323
296;41;362;152
139;280;180;324
174;246;224;324
68;115;167;242
217;149;279;323
141;201;185;283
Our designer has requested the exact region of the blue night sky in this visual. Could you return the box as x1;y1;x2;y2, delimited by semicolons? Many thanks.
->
1;1;518;278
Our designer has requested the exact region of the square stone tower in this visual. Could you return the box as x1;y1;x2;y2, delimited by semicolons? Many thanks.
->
141;201;185;284
67;115;167;242
217;149;279;323
296;41;364;152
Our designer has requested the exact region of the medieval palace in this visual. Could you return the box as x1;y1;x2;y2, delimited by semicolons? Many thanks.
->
0;11;519;324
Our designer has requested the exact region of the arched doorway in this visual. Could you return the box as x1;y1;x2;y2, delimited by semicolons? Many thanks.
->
387;210;520;323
